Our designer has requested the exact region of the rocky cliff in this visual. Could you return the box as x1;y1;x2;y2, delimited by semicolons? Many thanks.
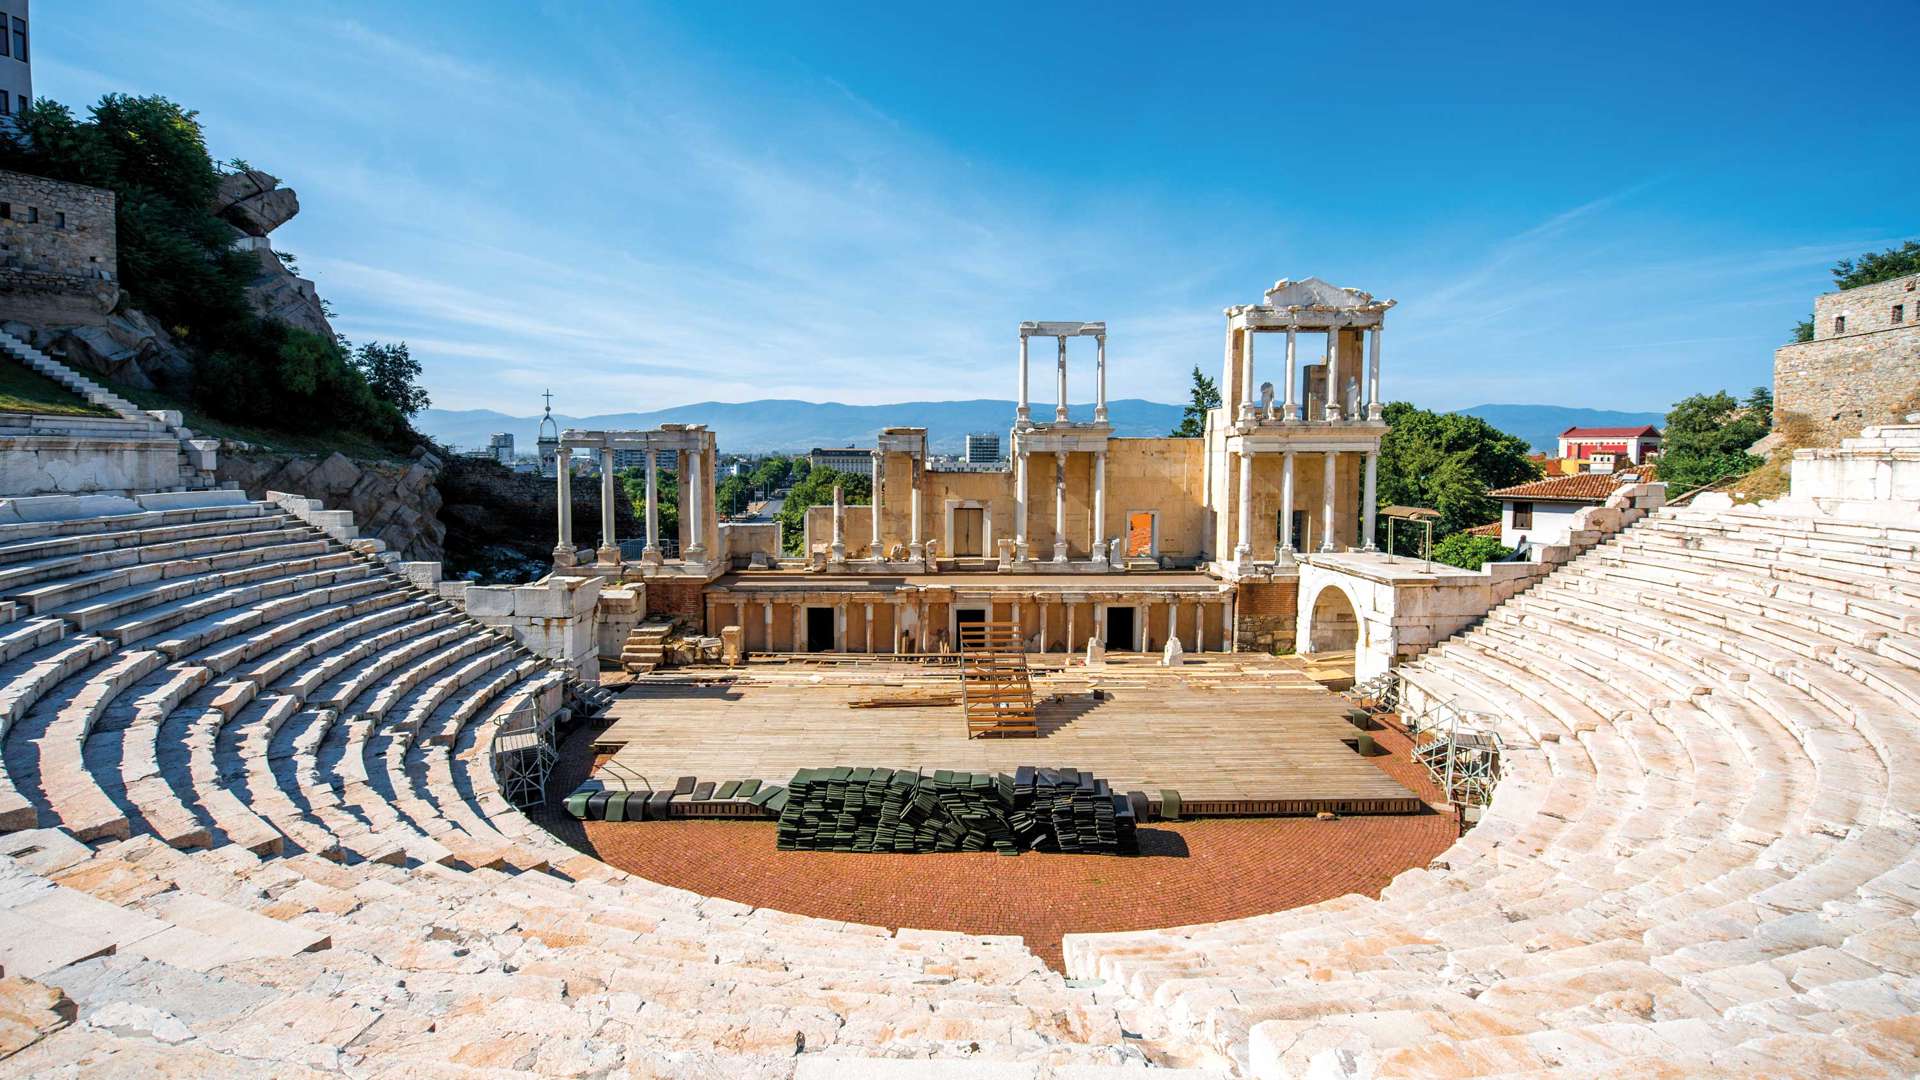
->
218;449;446;562
210;168;335;340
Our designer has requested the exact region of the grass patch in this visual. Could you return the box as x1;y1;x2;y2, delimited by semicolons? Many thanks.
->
1727;410;1819;503
0;360;118;417
102;379;413;462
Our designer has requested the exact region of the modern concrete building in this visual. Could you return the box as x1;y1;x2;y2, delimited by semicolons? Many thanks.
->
0;0;28;128
964;432;1001;464
808;446;874;475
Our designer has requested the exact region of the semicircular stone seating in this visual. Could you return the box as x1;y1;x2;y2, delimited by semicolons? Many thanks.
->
1066;426;1920;1078
3;421;1918;1078
0;489;1182;1078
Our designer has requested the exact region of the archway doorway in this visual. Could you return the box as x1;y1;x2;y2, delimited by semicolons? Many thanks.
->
1307;586;1359;653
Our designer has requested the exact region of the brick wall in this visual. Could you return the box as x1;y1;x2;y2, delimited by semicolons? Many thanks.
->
649;580;705;627
1235;578;1298;653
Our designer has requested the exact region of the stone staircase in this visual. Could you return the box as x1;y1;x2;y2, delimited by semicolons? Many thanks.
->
620;619;676;673
0;328;217;492
1063;428;1920;1078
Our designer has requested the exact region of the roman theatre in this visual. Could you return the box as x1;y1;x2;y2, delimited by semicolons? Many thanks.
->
0;274;1916;1078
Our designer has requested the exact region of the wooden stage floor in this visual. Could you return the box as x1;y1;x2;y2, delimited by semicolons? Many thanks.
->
591;654;1425;815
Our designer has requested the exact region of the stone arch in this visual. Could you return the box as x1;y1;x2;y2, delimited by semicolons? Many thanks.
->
1305;583;1361;654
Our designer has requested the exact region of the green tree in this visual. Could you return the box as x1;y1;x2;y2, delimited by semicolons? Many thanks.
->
715;474;752;517
1832;240;1920;290
1657;387;1772;491
352;341;430;417
749;455;795;493
1431;532;1512;570
1170;366;1221;437
1790;317;1814;344
620;468;678;542
1375;402;1539;552
777;467;871;555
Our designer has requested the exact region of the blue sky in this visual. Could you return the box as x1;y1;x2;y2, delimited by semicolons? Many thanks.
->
39;2;1919;415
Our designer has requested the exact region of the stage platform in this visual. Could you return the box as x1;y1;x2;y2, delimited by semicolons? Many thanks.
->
589;654;1426;816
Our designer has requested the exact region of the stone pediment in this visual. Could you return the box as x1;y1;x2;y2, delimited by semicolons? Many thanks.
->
1261;277;1393;312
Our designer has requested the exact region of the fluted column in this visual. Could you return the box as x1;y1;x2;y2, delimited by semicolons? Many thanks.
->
1240;327;1258;423
1052;450;1068;562
762;600;773;652
870;449;883;556
685;448;706;560
1363;450;1379;551
1014;448;1029;562
864;601;874;653
597;446;619;564
1325;329;1343;421
1367;325;1384;420
553;449;575;565
1055;335;1069;423
1279;449;1296;563
1320;450;1338;552
909;456;923;560
1094;333;1108;422
1283;327;1300;422
642;445;661;559
1092;449;1107;561
1234;448;1252;562
1017;333;1031;427
1039;602;1050;653
830;483;846;562
1067;603;1077;654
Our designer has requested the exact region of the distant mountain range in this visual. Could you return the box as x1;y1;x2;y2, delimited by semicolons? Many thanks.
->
415;399;1665;457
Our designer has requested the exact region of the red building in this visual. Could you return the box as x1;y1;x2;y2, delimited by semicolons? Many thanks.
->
1556;424;1661;464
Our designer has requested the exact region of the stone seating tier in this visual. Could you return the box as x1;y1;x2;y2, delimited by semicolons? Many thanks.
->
0;492;1162;1075
1060;495;1920;1078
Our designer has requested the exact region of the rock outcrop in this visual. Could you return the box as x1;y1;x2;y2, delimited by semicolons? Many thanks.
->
2;311;195;392
209;168;334;340
217;448;445;561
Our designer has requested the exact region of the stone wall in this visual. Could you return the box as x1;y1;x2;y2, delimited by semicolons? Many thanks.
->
219;449;446;561
647;580;707;627
1776;274;1920;445
464;574;601;681
1234;578;1298;653
0;169;119;324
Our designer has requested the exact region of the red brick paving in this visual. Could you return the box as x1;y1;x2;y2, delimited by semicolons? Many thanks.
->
535;716;1455;972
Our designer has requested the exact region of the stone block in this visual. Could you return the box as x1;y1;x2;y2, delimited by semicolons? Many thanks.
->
463;586;516;618
399;562;442;589
132;490;249;512
513;575;601;619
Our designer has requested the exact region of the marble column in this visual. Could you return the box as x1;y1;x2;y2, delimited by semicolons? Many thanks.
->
1095;601;1107;646
1234;448;1253;562
830;484;846;562
1092;449;1107;562
1367;325;1384;420
1067;603;1077;654
835;602;846;652
1052;450;1068;563
1240;327;1258;423
1320;450;1338;552
1055;335;1070;423
909;457;924;560
1014;449;1030;562
1017;333;1031;427
1094;333;1108;422
1197;601;1208;652
1363;451;1380;551
1283;326;1300;422
642;446;661;560
870;449;883;556
762;600;773;652
597;446;619;564
1039;602;1049;654
1279;449;1296;563
792;605;804;653
892;598;904;653
1136;603;1148;652
685;449;706;559
1166;602;1177;647
1227;592;1239;653
864;601;874;654
553;450;575;565
1326;329;1343;421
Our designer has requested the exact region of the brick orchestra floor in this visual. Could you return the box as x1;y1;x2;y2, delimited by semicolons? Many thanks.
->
532;662;1457;971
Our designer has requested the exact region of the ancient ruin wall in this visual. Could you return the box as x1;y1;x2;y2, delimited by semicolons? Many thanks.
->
1776;273;1920;444
0;169;118;323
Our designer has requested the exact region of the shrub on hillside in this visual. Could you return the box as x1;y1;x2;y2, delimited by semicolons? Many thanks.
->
1431;532;1511;570
197;324;405;439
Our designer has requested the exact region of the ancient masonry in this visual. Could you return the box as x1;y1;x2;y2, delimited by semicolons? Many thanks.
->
1774;271;1920;444
0;168;118;324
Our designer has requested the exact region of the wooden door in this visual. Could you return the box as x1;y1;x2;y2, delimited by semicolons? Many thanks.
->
954;508;985;556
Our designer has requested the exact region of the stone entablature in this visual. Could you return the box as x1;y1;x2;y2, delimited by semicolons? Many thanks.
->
1774;274;1919;446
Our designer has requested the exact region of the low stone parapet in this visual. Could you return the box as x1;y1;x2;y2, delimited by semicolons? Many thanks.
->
464;574;602;680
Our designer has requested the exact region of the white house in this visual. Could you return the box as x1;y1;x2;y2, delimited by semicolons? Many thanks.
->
1489;467;1654;553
